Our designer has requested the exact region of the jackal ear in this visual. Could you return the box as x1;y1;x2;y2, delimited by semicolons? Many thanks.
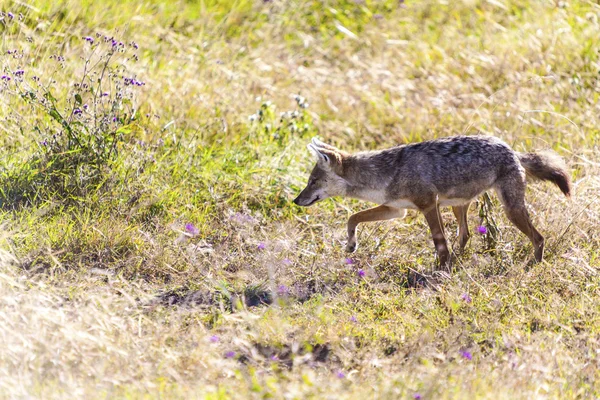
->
307;143;341;168
311;137;339;152
307;143;330;164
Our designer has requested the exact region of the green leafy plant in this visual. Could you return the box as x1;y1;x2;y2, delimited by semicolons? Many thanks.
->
0;25;144;207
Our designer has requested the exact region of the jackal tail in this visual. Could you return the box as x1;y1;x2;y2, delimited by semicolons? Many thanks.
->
518;152;571;197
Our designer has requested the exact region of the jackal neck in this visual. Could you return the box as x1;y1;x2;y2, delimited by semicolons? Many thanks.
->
341;147;402;203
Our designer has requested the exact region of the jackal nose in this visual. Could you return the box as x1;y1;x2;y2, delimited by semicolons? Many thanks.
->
293;196;300;205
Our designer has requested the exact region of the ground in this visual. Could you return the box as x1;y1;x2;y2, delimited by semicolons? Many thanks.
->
1;0;600;398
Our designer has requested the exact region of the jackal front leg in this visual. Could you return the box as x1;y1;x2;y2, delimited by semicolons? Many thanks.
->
346;205;406;252
451;202;471;252
422;205;450;268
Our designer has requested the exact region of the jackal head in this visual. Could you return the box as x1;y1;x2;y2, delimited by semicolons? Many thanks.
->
293;138;348;207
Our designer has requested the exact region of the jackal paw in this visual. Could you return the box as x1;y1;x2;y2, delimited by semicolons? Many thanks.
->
345;241;357;253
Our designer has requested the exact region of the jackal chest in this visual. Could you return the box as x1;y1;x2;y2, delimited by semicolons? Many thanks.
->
353;188;419;209
353;186;474;209
438;198;472;207
386;199;419;209
353;188;389;205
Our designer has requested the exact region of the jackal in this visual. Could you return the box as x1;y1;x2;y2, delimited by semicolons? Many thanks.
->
293;136;571;266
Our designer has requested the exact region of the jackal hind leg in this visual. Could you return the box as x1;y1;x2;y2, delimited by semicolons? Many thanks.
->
346;205;405;252
496;177;545;262
422;204;450;268
451;202;471;252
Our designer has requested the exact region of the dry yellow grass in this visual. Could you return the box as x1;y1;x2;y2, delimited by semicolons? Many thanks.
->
1;0;600;398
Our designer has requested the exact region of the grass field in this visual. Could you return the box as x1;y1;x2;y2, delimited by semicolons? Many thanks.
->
1;0;600;398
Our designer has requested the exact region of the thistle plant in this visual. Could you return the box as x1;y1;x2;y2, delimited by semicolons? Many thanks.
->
0;13;144;206
477;192;501;251
247;94;313;146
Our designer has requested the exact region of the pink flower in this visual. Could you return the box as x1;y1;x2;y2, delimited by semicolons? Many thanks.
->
185;223;199;236
277;285;289;296
225;351;236;359
477;225;487;235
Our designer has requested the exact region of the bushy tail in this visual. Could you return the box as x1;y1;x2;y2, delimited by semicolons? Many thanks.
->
518;151;571;197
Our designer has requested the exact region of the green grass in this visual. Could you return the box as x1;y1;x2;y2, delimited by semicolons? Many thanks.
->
1;0;600;398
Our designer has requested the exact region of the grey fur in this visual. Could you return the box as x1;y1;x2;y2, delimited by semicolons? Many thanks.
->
294;135;571;266
518;151;571;196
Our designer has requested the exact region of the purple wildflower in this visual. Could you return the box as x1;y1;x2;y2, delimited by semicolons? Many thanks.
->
131;41;139;49
270;354;278;361
231;212;254;224
14;70;24;77
357;269;366;278
1;75;11;81
73;108;83;116
282;258;292;266
345;257;355;265
185;223;199;236
477;225;487;235
7;12;14;19
225;351;236;359
102;92;109;97
41;140;48;146
83;36;94;44
350;315;357;323
257;242;266;250
112;116;118;122
277;285;289;296
209;335;220;343
414;394;422;400
336;371;345;379
460;293;472;303
124;77;145;86
83;104;88;110
460;350;472;360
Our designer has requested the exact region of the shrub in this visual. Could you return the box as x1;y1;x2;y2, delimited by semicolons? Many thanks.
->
0;16;144;207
